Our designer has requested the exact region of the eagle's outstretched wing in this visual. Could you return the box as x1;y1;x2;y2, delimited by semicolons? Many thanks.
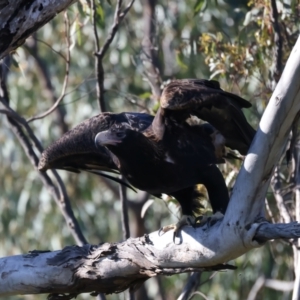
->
160;79;256;155
38;112;153;177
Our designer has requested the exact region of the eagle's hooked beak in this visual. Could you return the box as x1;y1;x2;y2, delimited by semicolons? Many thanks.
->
95;130;123;147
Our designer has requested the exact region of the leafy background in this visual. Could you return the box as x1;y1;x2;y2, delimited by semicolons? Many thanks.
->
0;0;299;299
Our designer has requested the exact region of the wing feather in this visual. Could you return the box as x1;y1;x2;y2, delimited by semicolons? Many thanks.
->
38;112;153;172
160;79;255;154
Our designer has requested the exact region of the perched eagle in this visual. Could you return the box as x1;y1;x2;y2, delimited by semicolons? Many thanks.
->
39;79;255;237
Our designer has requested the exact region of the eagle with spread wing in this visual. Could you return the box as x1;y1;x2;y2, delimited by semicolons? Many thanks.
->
39;79;255;238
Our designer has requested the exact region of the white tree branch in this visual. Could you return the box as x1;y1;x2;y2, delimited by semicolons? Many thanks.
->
0;222;299;298
0;0;76;59
224;35;300;226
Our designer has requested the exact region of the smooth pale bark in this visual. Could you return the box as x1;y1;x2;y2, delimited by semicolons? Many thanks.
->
0;0;76;59
224;36;300;226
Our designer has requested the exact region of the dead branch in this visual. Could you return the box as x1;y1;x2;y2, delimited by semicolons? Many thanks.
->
247;275;294;300
24;34;69;134
177;272;202;300
27;12;71;123
120;176;131;240
0;0;76;59
0;58;87;246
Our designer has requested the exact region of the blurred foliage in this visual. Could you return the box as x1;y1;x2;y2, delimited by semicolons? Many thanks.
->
0;0;300;299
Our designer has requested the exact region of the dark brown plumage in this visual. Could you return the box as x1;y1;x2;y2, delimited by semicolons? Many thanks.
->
38;112;153;188
158;79;255;155
95;121;226;214
39;79;255;231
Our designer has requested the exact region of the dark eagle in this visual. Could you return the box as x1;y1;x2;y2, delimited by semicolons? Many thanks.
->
39;79;255;236
38;112;153;188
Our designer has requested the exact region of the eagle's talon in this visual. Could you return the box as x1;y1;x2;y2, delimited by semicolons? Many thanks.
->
158;227;166;236
158;215;197;243
158;228;163;236
173;232;178;243
158;224;177;237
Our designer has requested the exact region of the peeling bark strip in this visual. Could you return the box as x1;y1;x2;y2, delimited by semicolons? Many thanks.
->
0;0;76;59
0;221;299;298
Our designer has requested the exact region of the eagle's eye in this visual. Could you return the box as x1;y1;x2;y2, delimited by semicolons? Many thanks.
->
116;132;125;138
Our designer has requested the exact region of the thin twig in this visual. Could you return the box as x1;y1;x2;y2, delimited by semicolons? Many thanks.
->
119;179;136;300
264;198;275;223
91;0;106;112
0;109;87;246
27;12;71;123
24;34;68;134
246;276;265;300
60;85;97;106
106;88;151;112
198;271;218;286
97;0;135;58
119;176;131;240
94;0;135;111
119;178;135;300
247;275;294;300
177;272;202;300
35;38;67;61
0;57;87;246
271;166;292;223
124;95;151;112
189;291;209;300
90;4;108;293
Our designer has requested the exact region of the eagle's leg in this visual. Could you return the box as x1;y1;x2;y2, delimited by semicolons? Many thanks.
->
158;187;206;241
